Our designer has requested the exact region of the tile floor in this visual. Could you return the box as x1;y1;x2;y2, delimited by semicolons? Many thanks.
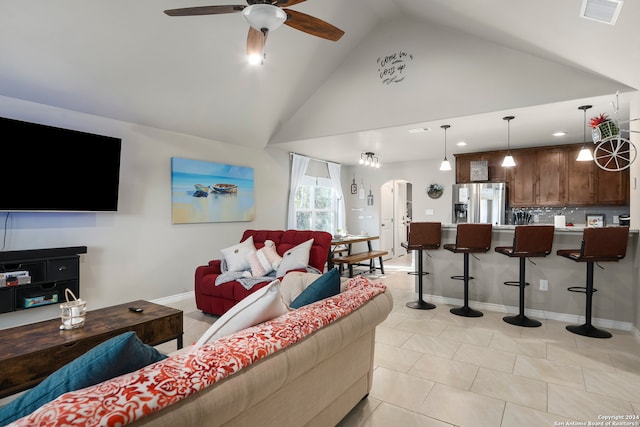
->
159;256;640;427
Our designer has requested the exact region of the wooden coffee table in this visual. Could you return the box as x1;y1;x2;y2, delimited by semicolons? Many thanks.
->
0;300;183;398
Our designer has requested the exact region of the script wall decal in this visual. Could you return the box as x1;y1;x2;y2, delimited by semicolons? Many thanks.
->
377;51;413;85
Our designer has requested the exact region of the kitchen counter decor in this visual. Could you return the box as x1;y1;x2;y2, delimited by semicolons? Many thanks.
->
512;210;532;225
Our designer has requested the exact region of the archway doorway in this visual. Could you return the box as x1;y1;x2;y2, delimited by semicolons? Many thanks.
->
379;180;412;260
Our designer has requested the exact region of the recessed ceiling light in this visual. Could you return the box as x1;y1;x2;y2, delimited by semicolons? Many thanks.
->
408;127;431;134
553;131;567;137
456;141;467;146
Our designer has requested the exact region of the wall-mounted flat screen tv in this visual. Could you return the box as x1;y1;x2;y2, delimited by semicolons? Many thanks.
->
0;116;122;212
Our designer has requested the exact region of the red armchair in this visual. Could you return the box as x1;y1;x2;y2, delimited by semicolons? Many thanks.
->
195;229;333;316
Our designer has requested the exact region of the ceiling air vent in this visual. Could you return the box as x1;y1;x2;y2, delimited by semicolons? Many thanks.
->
580;0;624;25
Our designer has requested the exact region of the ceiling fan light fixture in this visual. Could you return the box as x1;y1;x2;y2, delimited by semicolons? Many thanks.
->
247;53;263;65
242;4;287;32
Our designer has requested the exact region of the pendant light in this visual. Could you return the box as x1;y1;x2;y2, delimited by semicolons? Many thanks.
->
576;104;594;161
439;124;452;171
501;116;516;167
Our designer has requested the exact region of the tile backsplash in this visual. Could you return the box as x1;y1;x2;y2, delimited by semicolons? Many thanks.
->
508;206;629;226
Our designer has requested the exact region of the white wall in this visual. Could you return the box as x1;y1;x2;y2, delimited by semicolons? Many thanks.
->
0;96;291;328
272;16;624;145
343;157;457;244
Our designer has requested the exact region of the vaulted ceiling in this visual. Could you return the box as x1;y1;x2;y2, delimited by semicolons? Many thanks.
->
0;0;637;165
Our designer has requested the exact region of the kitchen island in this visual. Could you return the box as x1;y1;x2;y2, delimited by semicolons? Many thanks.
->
408;225;638;331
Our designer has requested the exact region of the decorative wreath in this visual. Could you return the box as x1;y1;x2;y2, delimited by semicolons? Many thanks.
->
426;183;444;199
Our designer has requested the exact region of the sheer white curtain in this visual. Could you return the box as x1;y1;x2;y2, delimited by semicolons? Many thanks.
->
327;161;346;233
287;154;310;229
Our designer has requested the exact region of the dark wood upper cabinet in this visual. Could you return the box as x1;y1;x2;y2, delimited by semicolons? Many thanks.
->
536;147;566;206
455;155;472;183
566;144;629;205
505;148;565;207
506;150;536;206
566;145;595;205
456;143;629;207
455;151;506;183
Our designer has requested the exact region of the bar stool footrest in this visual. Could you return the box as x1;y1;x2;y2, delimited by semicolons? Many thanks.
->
450;306;483;317
406;300;436;310
566;323;611;338
567;286;597;293
451;275;474;281
504;281;530;287
408;271;429;277
503;314;541;327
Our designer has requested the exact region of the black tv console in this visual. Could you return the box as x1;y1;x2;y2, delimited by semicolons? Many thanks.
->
0;246;87;314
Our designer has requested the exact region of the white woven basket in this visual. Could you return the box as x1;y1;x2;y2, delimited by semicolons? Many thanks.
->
60;288;86;330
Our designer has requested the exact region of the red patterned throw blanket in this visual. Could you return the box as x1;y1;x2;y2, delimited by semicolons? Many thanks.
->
10;276;386;427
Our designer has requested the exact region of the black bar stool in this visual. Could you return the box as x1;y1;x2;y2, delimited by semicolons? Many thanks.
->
402;222;441;310
495;225;554;327
444;223;492;317
557;226;629;338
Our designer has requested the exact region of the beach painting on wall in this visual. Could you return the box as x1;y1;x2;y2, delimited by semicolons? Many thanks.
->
171;157;255;224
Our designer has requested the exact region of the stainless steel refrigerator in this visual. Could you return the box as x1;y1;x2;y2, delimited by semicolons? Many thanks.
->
452;182;507;225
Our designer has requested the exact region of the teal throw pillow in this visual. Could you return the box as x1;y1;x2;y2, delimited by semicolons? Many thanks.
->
0;331;167;425
289;268;341;309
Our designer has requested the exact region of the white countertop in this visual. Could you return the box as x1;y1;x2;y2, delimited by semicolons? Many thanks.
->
441;224;638;234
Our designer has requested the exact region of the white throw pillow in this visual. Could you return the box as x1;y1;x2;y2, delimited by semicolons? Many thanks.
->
261;240;283;269
275;238;314;277
194;279;289;347
246;249;274;277
220;236;256;272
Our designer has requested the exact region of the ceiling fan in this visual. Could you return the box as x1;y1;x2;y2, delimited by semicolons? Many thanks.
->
164;0;344;64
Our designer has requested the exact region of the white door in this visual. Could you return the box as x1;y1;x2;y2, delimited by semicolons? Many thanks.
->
380;180;412;260
379;181;394;259
394;182;408;255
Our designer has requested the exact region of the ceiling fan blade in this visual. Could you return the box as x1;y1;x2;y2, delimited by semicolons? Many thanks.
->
247;27;267;56
164;5;245;17
275;0;307;7
283;9;344;41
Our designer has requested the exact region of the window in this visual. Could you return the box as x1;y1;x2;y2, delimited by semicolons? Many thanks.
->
294;176;337;233
288;154;345;233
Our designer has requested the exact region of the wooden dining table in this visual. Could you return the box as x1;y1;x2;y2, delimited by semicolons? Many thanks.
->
328;235;380;270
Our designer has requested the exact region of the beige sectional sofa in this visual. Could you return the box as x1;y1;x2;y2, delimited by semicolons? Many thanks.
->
10;276;393;427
